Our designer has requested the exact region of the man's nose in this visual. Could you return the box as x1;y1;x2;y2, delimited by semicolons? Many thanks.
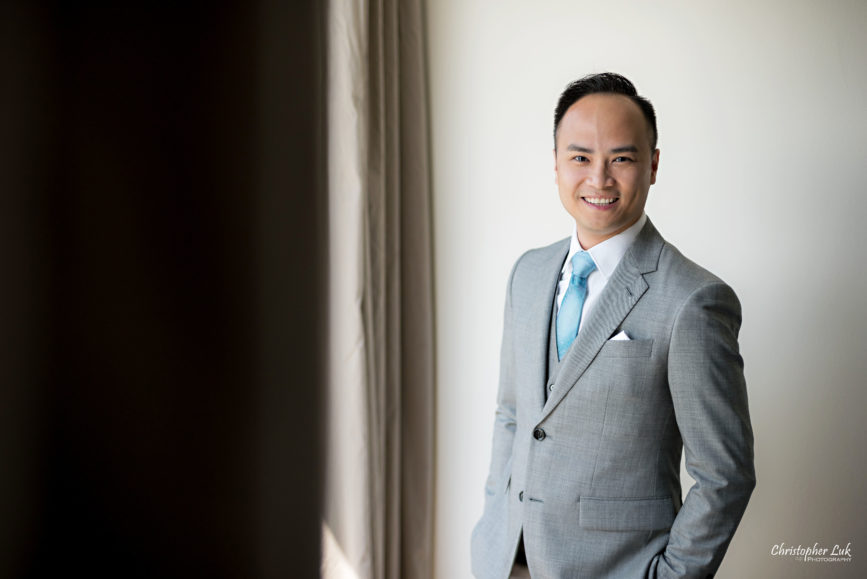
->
587;161;613;188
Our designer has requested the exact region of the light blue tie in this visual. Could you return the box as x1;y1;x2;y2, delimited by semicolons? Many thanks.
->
556;251;596;360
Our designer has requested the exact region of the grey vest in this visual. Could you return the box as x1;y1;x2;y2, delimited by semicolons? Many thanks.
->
545;297;562;402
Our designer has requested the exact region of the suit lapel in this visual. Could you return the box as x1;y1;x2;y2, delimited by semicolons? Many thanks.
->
526;238;570;416
539;219;665;420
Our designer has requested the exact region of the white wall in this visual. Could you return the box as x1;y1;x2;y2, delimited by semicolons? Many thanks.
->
427;1;867;577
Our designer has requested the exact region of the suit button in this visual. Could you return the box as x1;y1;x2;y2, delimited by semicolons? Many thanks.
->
518;491;524;502
547;383;554;392
533;427;546;441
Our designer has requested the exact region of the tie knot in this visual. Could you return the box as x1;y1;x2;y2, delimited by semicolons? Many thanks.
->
571;251;596;279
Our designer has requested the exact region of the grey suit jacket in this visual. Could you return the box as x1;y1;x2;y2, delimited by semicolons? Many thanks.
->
471;219;755;578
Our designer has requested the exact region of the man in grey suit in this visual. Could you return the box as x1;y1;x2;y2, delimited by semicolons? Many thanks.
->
471;73;755;578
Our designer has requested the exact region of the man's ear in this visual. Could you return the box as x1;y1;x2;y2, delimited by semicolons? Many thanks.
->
553;148;558;185
650;149;660;185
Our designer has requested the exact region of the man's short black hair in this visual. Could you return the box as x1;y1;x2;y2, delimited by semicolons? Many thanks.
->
553;72;657;151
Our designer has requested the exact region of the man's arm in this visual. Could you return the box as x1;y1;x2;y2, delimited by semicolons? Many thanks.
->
653;281;756;578
481;256;522;505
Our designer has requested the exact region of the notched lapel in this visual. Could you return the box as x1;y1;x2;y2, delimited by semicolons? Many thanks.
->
524;239;570;416
539;219;665;420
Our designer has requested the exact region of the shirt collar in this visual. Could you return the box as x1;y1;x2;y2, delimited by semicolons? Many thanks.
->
562;213;647;280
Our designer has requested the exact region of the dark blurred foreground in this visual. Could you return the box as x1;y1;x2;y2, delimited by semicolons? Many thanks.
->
0;2;325;577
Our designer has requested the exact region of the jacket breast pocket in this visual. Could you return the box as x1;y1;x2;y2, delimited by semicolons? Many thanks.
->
578;496;674;531
597;338;653;358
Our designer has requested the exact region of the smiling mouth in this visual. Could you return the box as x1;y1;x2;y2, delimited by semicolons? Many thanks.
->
582;196;618;206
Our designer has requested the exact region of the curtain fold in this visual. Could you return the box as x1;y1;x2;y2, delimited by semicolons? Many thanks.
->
323;0;434;577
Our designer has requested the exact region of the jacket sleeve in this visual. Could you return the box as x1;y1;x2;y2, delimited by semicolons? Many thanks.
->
481;255;523;506
652;281;756;578
472;254;526;578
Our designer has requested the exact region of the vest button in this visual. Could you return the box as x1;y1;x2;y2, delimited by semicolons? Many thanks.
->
518;491;524;502
548;383;554;392
533;427;546;441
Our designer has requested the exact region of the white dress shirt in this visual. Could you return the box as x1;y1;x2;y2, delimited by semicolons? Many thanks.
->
555;213;647;333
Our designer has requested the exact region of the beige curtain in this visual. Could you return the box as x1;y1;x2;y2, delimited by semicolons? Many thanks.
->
322;0;434;577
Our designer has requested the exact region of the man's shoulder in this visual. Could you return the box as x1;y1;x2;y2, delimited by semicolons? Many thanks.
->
510;237;570;277
503;238;570;298
619;218;723;286
517;237;570;265
654;239;735;298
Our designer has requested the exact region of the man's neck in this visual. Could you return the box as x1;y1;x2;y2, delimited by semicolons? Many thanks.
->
577;216;644;250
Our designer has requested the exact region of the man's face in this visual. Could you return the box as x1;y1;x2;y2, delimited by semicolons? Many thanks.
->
554;93;659;249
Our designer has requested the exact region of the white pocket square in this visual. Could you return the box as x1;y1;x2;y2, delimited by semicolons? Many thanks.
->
610;330;631;341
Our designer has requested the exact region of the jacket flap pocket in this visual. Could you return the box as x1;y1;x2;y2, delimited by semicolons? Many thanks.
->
579;496;674;531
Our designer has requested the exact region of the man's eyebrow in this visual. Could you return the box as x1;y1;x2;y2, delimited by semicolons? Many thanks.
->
564;144;640;154
611;145;639;154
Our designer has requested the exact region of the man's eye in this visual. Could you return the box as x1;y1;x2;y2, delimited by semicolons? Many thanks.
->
572;155;589;162
613;156;634;163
